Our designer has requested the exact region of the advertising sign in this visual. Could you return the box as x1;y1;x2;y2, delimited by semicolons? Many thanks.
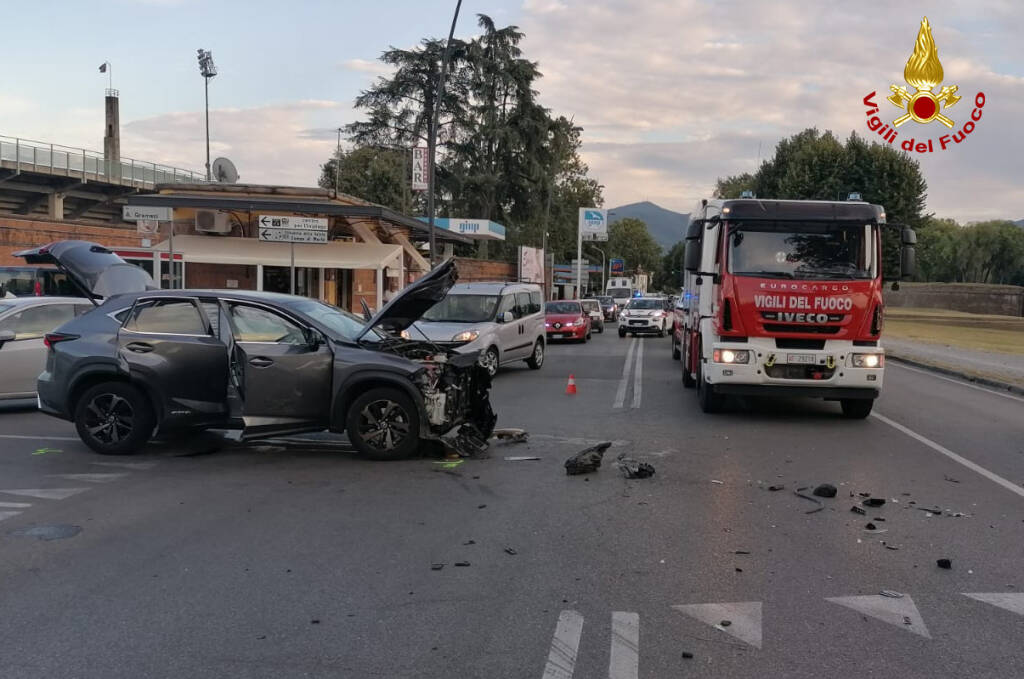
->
610;258;625;274
412;147;429;191
579;208;608;241
519;246;545;283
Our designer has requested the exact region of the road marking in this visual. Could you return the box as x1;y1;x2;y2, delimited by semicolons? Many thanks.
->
888;361;1024;404
672;601;763;649
826;594;930;638
872;413;1024;500
541;610;584;679
0;488;89;500
51;473;128;483
0;501;32;508
609;611;639;679
613;337;638;409
963;593;1024;616
92;461;158;471
0;434;79;441
631;340;644;409
0;511;23;522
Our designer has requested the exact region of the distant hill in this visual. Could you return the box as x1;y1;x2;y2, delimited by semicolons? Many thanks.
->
1015;219;1024;229
609;201;689;250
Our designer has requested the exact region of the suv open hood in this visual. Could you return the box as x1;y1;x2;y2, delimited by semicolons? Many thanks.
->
14;241;156;303
356;258;459;340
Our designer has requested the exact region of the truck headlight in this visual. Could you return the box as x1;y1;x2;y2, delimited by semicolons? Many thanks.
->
852;353;883;368
452;330;479;343
713;349;750;364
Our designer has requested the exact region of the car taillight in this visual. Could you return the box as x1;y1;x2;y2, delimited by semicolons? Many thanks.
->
44;333;79;350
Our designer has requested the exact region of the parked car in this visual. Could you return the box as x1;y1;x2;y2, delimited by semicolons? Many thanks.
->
580;299;605;333
545;300;591;343
410;282;545;378
596;295;618;321
618;297;670;337
0;297;95;400
0;266;86;298
17;241;496;460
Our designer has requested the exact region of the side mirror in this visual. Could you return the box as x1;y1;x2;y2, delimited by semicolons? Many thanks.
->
901;246;916;280
684;240;701;272
501;311;514;324
902;227;917;246
0;329;15;344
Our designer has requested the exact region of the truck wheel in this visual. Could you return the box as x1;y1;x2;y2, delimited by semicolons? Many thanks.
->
74;382;155;455
618;327;626;338
347;387;421;460
682;335;697;388
696;347;721;413
840;399;874;419
671;336;681;360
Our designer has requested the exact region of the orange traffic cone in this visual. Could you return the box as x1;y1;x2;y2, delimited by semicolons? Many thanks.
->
566;374;577;395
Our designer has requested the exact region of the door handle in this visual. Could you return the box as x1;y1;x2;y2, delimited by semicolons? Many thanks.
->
125;342;154;353
248;357;274;368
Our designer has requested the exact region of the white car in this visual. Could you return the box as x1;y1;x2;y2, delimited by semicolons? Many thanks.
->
580;299;605;333
0;297;94;400
618;297;670;338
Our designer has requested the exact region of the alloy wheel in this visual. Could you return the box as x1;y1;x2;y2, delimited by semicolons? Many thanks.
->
479;348;499;377
83;393;135;445
357;399;412;451
532;342;544;367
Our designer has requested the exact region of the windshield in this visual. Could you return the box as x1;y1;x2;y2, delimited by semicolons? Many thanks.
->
626;298;663;310
597;296;614;305
728;221;876;280
422;294;499;323
581;301;600;312
608;288;632;300
286;298;382;341
546;301;582;314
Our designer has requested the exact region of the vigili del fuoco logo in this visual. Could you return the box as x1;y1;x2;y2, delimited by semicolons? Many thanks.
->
862;17;986;153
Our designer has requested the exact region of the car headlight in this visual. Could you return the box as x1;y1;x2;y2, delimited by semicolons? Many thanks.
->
652;311;665;318
399;329;411;339
713;349;750;364
452;330;479;343
852;353;883;368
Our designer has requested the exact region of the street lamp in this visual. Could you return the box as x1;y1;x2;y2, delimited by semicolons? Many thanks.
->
588;243;606;296
426;0;463;268
196;49;217;181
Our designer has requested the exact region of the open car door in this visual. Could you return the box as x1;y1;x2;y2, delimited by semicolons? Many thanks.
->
222;299;332;439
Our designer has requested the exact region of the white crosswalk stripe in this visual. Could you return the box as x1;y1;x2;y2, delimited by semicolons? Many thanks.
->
0;511;23;522
673;601;763;648
541;610;584;679
826;594;930;638
963;593;1024;617
51;473;128;483
608;611;640;679
0;501;32;508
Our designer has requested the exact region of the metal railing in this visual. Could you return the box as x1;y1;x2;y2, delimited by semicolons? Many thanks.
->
0;134;207;187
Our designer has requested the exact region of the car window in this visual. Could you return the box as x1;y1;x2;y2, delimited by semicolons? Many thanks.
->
515;292;532;317
0;304;77;339
581;301;599;313
529;291;542;314
74;304;94;316
497;294;518;320
228;303;306;344
199;301;221;338
126;299;208;335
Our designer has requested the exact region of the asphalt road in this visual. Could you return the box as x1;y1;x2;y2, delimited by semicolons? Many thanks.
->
1;331;1023;679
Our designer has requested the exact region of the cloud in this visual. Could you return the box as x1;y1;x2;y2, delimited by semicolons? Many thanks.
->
520;0;1024;222
341;58;393;76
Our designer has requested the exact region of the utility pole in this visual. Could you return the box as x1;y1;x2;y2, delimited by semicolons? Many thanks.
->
427;0;463;268
197;49;218;181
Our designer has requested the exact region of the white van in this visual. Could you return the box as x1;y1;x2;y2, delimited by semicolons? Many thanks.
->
411;282;546;377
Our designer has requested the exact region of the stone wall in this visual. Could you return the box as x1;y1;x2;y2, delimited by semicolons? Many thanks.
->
884;282;1024;317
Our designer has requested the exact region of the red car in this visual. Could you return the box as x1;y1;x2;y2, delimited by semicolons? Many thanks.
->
545;300;591;343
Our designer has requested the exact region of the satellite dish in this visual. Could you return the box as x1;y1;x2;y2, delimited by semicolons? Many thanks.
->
211;157;238;183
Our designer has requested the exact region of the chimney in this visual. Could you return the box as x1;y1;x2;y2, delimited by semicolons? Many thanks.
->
104;89;120;179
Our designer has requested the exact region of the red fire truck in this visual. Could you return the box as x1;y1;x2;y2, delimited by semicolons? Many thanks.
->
678;195;917;418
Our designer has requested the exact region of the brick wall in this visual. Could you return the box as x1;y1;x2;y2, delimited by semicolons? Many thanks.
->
453;257;516;283
885;282;1024;317
185;263;258;290
1;217;140;265
351;269;378;314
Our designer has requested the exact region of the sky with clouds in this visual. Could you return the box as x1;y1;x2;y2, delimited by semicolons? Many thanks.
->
2;0;1021;222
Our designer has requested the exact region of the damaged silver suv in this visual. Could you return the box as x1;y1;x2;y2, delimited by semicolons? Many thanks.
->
17;241;496;459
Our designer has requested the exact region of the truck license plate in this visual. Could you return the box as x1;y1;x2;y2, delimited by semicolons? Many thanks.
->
787;353;816;364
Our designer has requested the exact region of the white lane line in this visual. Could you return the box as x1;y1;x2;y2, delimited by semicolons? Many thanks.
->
51;473;128;484
888;361;1024;404
672;601;763;649
0;488;90;500
631;340;644;409
963;592;1024;617
541;610;584;679
0;502;32;508
613;337;638;409
0;511;23;522
92;461;158;471
608;611;639;679
872;413;1024;500
825;594;930;638
0;434;79;441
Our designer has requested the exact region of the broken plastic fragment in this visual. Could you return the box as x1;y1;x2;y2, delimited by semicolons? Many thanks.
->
812;484;838;498
880;590;904;598
863;498;886;507
937;558;952;569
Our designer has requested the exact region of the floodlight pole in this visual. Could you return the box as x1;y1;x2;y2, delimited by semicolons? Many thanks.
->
204;77;211;181
427;0;463;268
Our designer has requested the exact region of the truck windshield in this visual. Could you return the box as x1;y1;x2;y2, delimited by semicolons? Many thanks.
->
728;221;876;280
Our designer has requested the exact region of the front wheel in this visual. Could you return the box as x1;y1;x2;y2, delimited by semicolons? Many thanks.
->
526;340;544;369
618;328;626;338
840;398;874;419
74;382;155;455
696;348;722;413
347;387;421;460
671;336;681;360
478;346;500;378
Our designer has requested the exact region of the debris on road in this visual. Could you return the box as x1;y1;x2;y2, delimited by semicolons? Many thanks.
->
493;428;529;443
720;620;732;627
462;540;476;545
863;498;886;507
767;484;785;491
865;522;878;531
813;484;838;498
794;489;825;514
682;651;694;660
881;590;904;598
477;504;487;509
937;558;952;569
454;561;471;567
883;542;900;550
504;456;541;461
504;547;517;555
617;454;656;479
564;441;612;475
734;550;751;555
711;479;724;485
431;563;445;571
851;506;867;515
944;474;960;483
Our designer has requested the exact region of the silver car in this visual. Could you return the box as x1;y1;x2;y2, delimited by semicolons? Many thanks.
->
0;297;94;400
411;282;546;378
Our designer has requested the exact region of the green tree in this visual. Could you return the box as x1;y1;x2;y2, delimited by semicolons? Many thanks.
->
318;146;412;212
607;218;663;279
654;241;686;291
714;173;755;199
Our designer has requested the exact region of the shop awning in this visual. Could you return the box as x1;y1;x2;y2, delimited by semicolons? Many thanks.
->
152;235;403;271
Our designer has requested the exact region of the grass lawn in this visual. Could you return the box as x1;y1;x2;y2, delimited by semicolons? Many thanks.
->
885;308;1024;355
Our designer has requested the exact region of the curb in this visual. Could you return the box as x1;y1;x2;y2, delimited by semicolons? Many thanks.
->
886;354;1024;397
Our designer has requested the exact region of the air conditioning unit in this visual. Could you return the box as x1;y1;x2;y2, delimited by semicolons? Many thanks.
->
194;210;231;234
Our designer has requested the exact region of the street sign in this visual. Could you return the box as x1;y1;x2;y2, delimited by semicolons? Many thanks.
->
257;215;328;231
123;205;172;222
412;147;429;191
259;228;328;243
610;258;625;274
579;208;608;241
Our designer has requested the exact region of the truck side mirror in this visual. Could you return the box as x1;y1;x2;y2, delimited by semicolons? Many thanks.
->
684;240;701;272
902;227;917;246
901;246;916;280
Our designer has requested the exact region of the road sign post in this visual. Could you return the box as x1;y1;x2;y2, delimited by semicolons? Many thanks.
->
576;208;607;299
257;216;329;295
